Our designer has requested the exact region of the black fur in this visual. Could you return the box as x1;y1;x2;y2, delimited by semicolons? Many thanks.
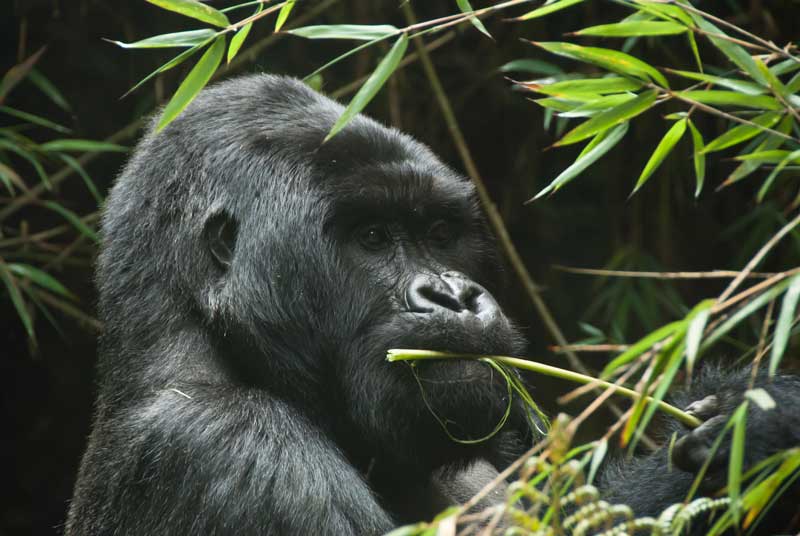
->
67;75;800;535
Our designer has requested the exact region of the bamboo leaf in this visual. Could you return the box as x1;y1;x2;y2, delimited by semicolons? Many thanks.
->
0;105;72;133
228;3;262;63
688;119;706;197
602;320;684;378
515;0;585;20
679;90;781;110
27;69;71;111
0;139;49;187
42;201;99;243
556;89;656;146
728;402;748;523
587;439;608;485
122;38;212;98
532;122;628;200
524;76;642;97
325;34;408;142
58;154;103;203
456;0;492;39
0;47;46;103
41;139;128;152
689;14;768;86
107;29;217;49
574;21;686;37
687;31;702;72
702;111;783;153
757;149;800;202
685;300;714;377
724;115;793;187
734;150;794;164
7;263;75;299
157;35;225;131
530;41;669;87
289;24;399;41
146;0;229;28
632;117;687;194
0;261;34;340
275;0;296;32
499;59;563;76
666;69;766;95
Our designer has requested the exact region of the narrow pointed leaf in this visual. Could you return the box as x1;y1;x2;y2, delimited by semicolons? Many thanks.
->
515;0;585;20
769;274;800;377
0;139;49;187
499;59;563;76
666;69;766;95
122;38;212;98
41;139;128;152
524;76;642;96
757;149;800;202
289;24;399;41
42;201;99;243
728;402;748;522
689;15;767;86
27;69;71;111
0;105;71;133
228;3;262;63
456;0;491;38
7;263;75;299
632;118;687;193
688;120;706;197
530;41;669;87
146;0;229;28
724;115;793;186
587;439;608;485
325;34;408;142
107;29;217;49
687;31;702;72
0;47;46;103
702;111;782;153
734;150;795;164
679;90;781;110
685;301;713;377
574;21;686;37
275;0;296;32
602;320;683;378
58;154;103;203
556;89;656;146
157;35;225;131
0;262;34;340
532;122;628;200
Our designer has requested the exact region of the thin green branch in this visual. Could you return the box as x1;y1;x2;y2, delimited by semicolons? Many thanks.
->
387;349;702;428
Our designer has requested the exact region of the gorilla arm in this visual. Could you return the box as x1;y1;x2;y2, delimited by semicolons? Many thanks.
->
67;386;395;535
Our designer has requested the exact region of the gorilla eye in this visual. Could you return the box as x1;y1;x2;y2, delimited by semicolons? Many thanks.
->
428;220;454;245
357;224;391;250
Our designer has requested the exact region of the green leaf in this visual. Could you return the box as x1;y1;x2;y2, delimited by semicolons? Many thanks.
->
456;0;492;39
27;69;71;111
58;154;103;203
689;14;768;86
557;94;636;118
0;139;49;187
42;201;99;243
757;149;800;202
146;0;229;28
556;89;657;146
532;122;628;199
0;105;72;133
734;150;796;164
587;439;608;485
728;402;748;523
498;59;563;76
574;21;686;37
602;320;684;378
632;1;694;26
754;57;790;98
275;0;296;32
289;24;399;41
41;139;128;152
666;69;766;95
679;90;781;110
325;34;408;142
526;76;642;97
157;35;226;131
530;41;669;87
7;263;75;299
688;120;706;197
515;0;585;20
724;115;793;187
0;47;46;103
745;388;776;410
107;29;217;49
0;262;34;340
122;38;212;98
687;31;702;72
702;111;783;153
228;3;262;64
632;118;687;194
685;300;714;377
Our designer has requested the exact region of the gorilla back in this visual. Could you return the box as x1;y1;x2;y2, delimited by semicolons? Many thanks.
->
67;75;531;534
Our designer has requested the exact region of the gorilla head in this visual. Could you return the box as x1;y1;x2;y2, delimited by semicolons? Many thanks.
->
95;74;528;484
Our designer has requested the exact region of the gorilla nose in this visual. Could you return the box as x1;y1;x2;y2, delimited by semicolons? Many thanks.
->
406;272;500;320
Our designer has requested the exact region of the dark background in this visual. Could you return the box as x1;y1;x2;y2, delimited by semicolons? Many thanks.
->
1;1;799;534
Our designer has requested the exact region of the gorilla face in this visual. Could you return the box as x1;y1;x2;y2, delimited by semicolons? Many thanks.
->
99;75;526;473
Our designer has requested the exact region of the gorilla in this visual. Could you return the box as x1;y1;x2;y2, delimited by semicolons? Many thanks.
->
66;74;800;535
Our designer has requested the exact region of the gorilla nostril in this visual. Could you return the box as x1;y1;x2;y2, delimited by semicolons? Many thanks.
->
406;273;499;316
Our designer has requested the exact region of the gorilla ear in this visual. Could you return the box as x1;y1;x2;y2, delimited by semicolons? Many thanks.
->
203;211;239;270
